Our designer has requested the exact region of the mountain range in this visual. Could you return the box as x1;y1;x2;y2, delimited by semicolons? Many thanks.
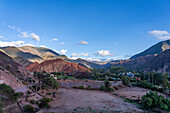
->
0;39;169;77
130;39;170;59
112;39;170;74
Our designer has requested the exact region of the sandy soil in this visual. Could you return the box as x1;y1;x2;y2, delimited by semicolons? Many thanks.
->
44;88;143;113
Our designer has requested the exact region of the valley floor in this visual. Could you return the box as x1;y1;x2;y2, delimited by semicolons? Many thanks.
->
44;88;143;113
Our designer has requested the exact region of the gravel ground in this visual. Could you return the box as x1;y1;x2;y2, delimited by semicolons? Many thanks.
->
44;88;143;113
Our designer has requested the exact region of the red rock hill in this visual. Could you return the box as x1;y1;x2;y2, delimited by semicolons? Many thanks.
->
26;59;90;76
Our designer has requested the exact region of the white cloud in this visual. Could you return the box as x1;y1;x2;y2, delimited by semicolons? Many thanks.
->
70;57;101;62
18;32;29;38
53;38;58;41
40;45;47;48
49;38;58;41
78;40;88;45
4;23;40;41
71;52;89;57
29;33;40;41
59;49;67;54
7;25;15;30
0;41;25;47
18;32;40;41
0;40;37;47
95;50;113;57
85;57;101;62
24;43;35;47
149;30;170;40
70;57;79;60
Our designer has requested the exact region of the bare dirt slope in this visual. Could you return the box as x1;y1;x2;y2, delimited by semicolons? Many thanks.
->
45;88;143;113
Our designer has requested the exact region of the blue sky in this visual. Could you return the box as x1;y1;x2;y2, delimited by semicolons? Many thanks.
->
0;0;170;61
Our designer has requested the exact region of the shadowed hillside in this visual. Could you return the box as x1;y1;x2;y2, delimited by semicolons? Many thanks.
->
130;39;170;59
0;51;30;89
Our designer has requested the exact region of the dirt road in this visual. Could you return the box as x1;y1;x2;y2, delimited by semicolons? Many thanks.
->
45;88;143;113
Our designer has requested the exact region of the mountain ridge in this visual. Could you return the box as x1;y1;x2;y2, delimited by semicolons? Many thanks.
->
130;39;170;59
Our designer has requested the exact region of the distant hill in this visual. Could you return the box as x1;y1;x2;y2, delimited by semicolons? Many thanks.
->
67;58;105;69
113;49;170;75
18;46;60;61
113;55;155;70
144;49;170;74
26;59;91;76
0;46;105;69
0;51;30;89
130;39;170;59
0;46;43;62
0;46;61;63
14;56;33;67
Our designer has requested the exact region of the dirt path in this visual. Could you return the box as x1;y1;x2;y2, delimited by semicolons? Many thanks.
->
45;88;143;113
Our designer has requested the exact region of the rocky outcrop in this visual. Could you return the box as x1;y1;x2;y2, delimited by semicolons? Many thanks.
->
26;59;90;76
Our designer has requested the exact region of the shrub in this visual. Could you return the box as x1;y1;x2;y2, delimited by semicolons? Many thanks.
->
6;65;10;70
79;85;84;89
63;76;68;80
23;104;35;113
100;84;114;92
100;85;105;91
134;80;164;93
38;97;51;108
30;99;36;104
46;92;51;95
105;87;114;92
142;91;170;111
113;86;119;90
0;84;22;102
87;85;91;90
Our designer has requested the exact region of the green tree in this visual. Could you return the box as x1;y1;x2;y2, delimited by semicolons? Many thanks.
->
162;73;169;90
121;76;129;85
